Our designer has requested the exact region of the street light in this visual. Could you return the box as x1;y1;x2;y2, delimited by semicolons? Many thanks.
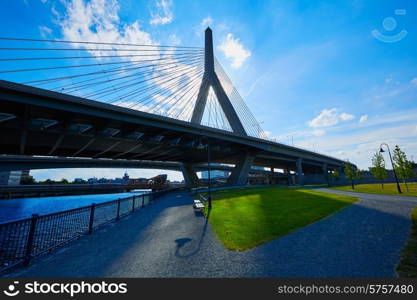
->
379;143;402;194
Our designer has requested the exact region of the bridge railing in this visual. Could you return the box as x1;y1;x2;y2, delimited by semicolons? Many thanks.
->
0;188;177;273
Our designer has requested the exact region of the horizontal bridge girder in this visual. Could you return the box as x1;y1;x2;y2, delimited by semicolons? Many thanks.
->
0;80;350;168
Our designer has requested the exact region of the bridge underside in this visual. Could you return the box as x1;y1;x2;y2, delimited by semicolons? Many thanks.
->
0;80;347;187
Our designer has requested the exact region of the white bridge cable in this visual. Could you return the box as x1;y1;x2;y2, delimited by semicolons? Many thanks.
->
214;57;265;138
200;87;232;132
50;55;203;94
107;64;203;106
0;37;207;121
80;59;203;98
22;53;202;86
0;37;262;133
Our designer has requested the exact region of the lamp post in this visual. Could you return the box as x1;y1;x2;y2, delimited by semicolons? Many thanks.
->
207;138;212;208
379;143;402;194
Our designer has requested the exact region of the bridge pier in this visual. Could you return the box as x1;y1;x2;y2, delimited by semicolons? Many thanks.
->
322;163;328;185
226;154;254;186
181;163;200;188
338;166;347;184
284;165;292;185
296;158;304;185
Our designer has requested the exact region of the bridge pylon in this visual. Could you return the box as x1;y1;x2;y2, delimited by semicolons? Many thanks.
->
191;27;247;136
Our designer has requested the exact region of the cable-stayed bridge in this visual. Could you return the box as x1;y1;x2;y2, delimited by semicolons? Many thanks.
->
0;28;348;186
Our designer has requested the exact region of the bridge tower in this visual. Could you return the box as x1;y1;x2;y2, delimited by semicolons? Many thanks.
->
191;27;247;136
182;28;254;188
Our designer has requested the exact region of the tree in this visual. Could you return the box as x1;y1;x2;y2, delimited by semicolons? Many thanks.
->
392;145;414;192
328;168;340;185
369;151;387;189
343;162;361;189
333;168;340;181
20;176;35;185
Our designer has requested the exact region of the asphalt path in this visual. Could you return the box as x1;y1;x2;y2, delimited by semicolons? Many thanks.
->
6;189;417;278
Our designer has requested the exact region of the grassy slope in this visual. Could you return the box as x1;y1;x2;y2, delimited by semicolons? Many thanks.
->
331;182;417;197
397;206;417;277
204;186;357;251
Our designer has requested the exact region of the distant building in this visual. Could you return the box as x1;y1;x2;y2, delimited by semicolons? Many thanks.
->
0;171;23;186
122;171;130;183
87;177;98;184
20;170;31;182
200;170;230;179
251;166;266;171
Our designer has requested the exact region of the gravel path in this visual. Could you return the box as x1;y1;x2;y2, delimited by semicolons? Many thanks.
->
5;189;417;278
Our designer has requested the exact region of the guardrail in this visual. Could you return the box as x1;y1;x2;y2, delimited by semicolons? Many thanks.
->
0;189;176;273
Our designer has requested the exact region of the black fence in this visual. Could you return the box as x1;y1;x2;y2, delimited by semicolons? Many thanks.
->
0;189;175;273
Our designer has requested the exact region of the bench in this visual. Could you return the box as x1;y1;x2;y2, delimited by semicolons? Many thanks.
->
193;199;204;210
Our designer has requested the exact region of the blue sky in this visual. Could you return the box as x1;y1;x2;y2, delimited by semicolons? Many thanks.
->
1;0;417;181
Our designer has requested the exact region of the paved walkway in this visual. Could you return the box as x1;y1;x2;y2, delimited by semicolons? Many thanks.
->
5;189;417;278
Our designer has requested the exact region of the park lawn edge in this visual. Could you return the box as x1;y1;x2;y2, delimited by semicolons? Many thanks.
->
330;182;417;197
203;187;358;251
396;206;417;278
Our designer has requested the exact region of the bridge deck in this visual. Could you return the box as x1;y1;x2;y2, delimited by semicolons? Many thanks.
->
0;80;346;172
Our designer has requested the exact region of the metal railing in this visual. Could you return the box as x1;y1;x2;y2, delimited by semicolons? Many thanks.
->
0;189;175;273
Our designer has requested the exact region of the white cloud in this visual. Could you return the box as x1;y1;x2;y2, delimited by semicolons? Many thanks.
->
308;108;355;128
218;33;251;68
339;112;354;121
260;130;271;139
411;77;417;86
201;16;213;29
359;114;368;123
273;128;327;144
150;0;173;25
196;16;213;36
297;123;417;169
39;25;52;37
167;33;181;45
312;129;326;136
308;108;338;128
59;0;157;57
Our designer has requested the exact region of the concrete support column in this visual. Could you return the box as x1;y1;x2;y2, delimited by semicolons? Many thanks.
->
296;158;304;185
338;166;347;184
181;163;199;188
322;163;328;185
269;167;275;184
284;165;292;185
226;154;255;186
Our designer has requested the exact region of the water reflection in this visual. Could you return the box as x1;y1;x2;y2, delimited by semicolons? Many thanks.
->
0;190;149;223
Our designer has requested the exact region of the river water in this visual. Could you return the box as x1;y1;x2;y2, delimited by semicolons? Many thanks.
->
0;190;149;223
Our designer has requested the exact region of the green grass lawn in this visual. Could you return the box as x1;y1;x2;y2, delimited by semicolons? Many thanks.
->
202;186;357;251
331;182;417;197
397;206;417;277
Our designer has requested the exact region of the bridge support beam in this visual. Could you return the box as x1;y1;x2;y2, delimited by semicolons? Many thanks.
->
338;166;347;184
226;154;254;186
181;163;199;188
296;158;304;185
284;165;292;185
322;163;328;185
